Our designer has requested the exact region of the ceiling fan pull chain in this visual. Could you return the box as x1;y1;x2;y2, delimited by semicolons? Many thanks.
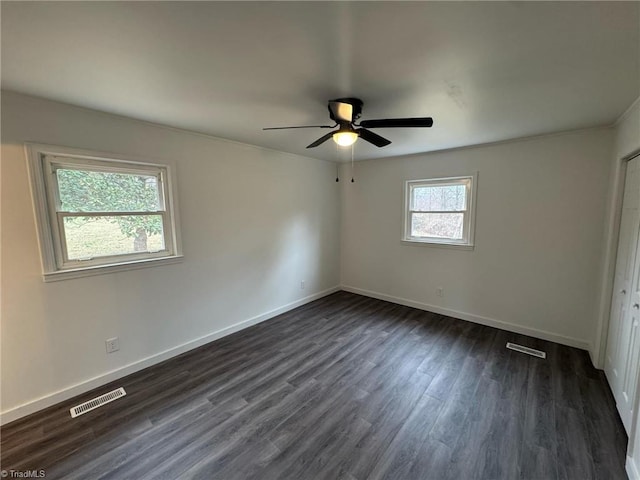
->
351;144;355;183
335;143;340;182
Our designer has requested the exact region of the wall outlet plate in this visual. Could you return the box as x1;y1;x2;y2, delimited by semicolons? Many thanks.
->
105;337;120;354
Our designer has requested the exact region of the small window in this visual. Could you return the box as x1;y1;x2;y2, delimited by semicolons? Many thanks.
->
27;144;182;281
403;174;477;247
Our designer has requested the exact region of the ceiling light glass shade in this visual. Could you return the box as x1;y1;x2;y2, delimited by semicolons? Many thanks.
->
332;131;358;147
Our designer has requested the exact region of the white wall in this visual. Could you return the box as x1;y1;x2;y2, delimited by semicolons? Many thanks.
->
0;91;341;422
341;128;613;351
616;99;640;161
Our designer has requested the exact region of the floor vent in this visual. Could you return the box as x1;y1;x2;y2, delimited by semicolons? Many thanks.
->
70;387;126;418
506;342;546;359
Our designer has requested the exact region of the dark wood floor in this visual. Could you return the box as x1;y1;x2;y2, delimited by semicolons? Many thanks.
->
1;292;628;479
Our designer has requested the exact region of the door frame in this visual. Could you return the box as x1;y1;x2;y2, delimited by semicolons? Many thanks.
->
595;148;640;369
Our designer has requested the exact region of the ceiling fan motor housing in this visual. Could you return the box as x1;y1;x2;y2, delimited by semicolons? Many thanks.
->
329;97;363;122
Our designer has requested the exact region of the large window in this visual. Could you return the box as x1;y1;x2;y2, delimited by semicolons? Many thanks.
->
403;174;477;247
27;144;182;280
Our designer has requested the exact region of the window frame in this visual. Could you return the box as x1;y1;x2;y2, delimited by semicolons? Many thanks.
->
26;143;183;281
402;173;477;249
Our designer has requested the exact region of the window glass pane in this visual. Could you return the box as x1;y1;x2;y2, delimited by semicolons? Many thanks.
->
412;184;466;211
57;169;161;212
410;212;464;239
63;215;165;260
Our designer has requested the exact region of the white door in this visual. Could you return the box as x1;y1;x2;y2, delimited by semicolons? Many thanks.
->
606;155;640;433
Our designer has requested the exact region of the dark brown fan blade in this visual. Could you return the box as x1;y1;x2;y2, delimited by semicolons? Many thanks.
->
357;128;391;147
306;131;336;148
359;117;433;128
263;125;335;130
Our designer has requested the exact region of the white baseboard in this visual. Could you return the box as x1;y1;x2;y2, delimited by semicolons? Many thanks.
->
341;285;591;351
628;455;639;480
0;286;340;426
588;344;602;370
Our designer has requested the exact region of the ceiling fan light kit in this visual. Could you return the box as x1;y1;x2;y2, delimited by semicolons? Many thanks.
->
263;97;433;149
333;130;358;147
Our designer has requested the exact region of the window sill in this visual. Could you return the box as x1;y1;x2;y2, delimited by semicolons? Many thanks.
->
401;240;475;251
42;255;184;282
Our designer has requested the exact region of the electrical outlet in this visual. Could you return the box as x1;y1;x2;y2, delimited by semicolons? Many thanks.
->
105;337;120;354
436;287;444;297
300;281;305;290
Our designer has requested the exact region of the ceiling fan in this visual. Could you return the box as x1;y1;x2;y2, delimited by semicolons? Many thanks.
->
263;98;433;149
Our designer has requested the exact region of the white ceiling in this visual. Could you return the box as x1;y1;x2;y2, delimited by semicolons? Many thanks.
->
2;2;639;162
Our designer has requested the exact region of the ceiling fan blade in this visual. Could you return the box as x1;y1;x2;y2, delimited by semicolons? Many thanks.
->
359;117;433;128
357;128;391;147
329;101;353;122
306;131;336;148
263;125;335;130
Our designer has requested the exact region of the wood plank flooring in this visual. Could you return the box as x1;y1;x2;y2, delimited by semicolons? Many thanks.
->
0;292;628;479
